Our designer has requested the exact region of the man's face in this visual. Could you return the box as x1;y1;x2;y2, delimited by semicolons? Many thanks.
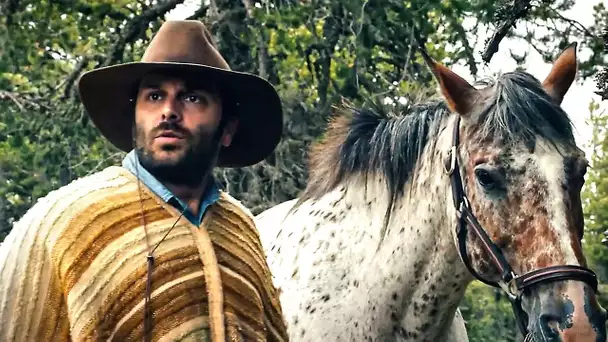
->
133;72;237;185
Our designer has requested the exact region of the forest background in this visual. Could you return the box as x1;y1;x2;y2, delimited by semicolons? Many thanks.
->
1;0;607;340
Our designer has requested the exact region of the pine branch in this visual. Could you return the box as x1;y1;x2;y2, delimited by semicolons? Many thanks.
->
595;27;608;101
481;0;533;63
103;0;186;67
61;56;90;101
547;7;599;39
186;5;209;20
0;90;51;111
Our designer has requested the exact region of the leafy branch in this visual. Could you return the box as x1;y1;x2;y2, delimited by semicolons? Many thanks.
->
546;6;600;39
0;91;51;111
482;0;533;63
102;0;186;67
595;27;608;101
61;56;90;101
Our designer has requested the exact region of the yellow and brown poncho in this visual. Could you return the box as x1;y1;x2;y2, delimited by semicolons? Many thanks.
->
0;166;288;341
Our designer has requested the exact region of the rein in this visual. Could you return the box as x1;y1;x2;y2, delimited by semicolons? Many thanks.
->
444;115;599;336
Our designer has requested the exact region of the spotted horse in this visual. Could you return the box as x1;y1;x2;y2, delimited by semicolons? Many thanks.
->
255;42;607;341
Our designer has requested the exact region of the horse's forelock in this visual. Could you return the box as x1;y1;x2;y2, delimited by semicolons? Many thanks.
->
471;71;575;148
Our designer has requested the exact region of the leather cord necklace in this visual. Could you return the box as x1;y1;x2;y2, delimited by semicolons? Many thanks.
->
135;162;187;342
133;161;226;342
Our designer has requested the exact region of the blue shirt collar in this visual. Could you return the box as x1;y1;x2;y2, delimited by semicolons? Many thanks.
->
121;150;220;226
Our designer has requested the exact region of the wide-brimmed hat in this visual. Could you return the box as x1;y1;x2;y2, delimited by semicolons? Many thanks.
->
77;20;283;168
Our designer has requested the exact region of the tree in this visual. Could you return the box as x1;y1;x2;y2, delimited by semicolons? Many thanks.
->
581;99;608;308
594;13;608;100
460;281;518;342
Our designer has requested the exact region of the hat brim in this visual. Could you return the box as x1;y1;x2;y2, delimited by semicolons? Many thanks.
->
77;62;283;168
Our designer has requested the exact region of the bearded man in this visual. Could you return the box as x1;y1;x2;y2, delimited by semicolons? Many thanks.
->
0;20;288;342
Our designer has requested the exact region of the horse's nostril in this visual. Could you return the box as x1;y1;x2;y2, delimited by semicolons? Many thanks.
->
538;313;561;337
540;313;558;323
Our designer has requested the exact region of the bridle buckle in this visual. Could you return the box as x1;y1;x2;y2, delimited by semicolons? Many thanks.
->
498;272;520;301
455;196;470;219
445;146;457;175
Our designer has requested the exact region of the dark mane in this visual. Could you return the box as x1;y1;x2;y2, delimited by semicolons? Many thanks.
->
299;99;450;207
473;71;574;147
296;71;575;232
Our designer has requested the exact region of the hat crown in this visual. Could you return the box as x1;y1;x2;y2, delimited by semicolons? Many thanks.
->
141;20;231;70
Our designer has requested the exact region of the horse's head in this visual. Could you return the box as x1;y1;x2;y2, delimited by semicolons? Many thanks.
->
422;44;606;341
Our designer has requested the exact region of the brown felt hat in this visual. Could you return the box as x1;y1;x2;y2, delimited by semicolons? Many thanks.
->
77;20;283;168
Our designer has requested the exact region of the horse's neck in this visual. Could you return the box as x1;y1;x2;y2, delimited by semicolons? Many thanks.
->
340;136;471;338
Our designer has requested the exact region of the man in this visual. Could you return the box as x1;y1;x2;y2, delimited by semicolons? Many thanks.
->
0;20;288;341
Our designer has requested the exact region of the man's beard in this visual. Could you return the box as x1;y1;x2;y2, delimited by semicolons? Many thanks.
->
134;121;222;187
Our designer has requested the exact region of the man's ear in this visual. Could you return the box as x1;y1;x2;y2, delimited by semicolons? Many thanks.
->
221;118;239;147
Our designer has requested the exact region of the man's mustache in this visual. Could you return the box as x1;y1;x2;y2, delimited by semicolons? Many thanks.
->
151;121;190;139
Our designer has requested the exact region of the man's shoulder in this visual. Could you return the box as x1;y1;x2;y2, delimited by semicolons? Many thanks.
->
2;166;136;253
14;166;134;224
40;166;134;203
214;190;256;222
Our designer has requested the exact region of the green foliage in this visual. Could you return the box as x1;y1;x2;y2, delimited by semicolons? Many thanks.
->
1;0;607;339
460;281;518;342
582;100;608;309
595;20;608;100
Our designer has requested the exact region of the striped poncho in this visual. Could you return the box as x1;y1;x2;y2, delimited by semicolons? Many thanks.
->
0;166;288;341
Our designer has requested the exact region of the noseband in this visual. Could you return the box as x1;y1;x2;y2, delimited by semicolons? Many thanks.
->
444;116;599;336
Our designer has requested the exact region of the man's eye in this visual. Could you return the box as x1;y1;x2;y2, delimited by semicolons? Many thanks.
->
148;93;162;101
185;94;200;103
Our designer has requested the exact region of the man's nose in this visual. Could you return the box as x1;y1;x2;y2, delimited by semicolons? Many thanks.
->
162;110;180;122
161;98;182;122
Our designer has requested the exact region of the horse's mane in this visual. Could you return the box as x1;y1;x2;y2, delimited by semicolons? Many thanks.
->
299;99;450;207
294;71;575;239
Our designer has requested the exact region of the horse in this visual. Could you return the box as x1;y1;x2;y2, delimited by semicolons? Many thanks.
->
254;42;607;342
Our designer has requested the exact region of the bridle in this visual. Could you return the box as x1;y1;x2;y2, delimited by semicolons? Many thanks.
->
444;115;599;336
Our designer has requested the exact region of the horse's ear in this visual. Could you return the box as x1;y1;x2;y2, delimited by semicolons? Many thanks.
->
418;47;478;115
542;42;578;104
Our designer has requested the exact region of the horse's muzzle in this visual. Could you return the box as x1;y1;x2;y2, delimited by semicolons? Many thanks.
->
525;281;607;342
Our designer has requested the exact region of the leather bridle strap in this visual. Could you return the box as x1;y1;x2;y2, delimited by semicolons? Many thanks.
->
514;265;598;292
445;116;514;287
444;115;599;337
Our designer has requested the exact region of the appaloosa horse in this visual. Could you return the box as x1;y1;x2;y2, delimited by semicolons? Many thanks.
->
255;42;607;341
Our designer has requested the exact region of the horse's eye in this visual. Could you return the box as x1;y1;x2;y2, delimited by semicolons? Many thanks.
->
475;168;495;188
